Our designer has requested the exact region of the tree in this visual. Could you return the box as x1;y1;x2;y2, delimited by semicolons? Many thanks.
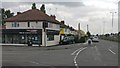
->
1;8;14;25
32;3;36;9
40;4;46;13
5;10;14;18
86;31;91;38
1;8;5;19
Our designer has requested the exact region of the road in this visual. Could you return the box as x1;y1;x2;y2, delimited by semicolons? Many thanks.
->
2;40;118;68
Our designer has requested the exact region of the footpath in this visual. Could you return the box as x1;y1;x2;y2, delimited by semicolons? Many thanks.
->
1;43;88;51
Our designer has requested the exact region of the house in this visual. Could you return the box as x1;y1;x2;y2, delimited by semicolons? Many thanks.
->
3;9;61;46
59;21;77;40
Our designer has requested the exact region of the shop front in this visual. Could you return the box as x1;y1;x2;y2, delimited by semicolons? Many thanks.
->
46;29;60;46
2;29;42;45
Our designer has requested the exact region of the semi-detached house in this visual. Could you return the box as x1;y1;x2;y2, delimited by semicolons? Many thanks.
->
59;21;78;41
3;9;61;46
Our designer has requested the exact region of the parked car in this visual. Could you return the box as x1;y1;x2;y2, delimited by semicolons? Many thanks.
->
59;36;75;45
92;36;99;42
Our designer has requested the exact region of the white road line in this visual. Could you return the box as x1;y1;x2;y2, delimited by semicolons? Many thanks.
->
71;47;83;55
30;61;39;65
72;47;87;68
108;49;116;54
76;47;87;56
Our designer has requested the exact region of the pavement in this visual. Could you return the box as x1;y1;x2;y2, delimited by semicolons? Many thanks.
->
2;43;87;51
1;40;118;68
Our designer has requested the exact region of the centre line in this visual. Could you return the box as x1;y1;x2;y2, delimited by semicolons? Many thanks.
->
73;47;87;68
30;61;39;65
71;47;83;55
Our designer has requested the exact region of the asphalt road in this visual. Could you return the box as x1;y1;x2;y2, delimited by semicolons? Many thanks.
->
2;40;118;67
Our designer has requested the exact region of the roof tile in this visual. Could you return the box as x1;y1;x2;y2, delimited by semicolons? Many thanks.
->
4;9;60;24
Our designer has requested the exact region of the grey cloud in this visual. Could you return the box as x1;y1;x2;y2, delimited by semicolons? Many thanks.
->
2;2;25;8
2;2;85;9
47;2;85;7
20;2;85;7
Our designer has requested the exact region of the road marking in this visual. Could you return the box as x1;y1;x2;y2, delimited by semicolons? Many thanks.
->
108;49;116;54
72;47;87;68
30;61;39;65
76;47;87;56
71;47;83;55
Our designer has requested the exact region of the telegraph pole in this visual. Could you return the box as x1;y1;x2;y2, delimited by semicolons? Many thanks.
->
78;23;81;40
87;24;89;32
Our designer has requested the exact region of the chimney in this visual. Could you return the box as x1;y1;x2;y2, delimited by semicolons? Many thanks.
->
61;21;65;25
50;15;56;19
17;12;21;15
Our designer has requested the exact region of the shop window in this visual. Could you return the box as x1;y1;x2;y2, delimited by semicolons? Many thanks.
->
32;37;34;40
47;35;54;41
21;36;25;40
35;37;38;40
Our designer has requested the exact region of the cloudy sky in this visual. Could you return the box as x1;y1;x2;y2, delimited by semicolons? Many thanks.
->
1;0;119;35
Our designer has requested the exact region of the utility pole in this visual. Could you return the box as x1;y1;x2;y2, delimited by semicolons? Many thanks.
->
78;23;80;31
87;24;89;32
78;23;81;40
49;8;51;15
110;12;117;33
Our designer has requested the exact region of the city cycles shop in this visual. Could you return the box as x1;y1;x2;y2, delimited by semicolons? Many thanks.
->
2;29;42;45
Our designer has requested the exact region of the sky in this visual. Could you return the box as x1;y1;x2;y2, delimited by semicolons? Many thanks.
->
0;0;119;35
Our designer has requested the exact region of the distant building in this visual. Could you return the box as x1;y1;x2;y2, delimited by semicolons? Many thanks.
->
59;21;77;40
3;9;61;46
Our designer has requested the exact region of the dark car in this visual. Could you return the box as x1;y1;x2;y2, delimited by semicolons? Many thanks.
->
59;36;75;45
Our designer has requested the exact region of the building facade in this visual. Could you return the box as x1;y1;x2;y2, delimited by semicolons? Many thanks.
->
59;21;78;40
3;9;60;46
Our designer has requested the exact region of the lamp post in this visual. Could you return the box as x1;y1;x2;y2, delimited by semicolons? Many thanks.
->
110;12;117;33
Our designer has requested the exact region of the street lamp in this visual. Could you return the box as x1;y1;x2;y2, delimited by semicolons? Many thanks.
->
110;12;117;33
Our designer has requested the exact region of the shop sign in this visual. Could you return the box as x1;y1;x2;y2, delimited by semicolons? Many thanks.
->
46;30;59;35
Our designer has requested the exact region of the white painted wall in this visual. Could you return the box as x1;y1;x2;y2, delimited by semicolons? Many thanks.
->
46;23;60;30
6;21;43;29
6;22;27;29
6;21;60;46
6;22;60;30
30;22;43;29
45;23;60;46
46;35;60;46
